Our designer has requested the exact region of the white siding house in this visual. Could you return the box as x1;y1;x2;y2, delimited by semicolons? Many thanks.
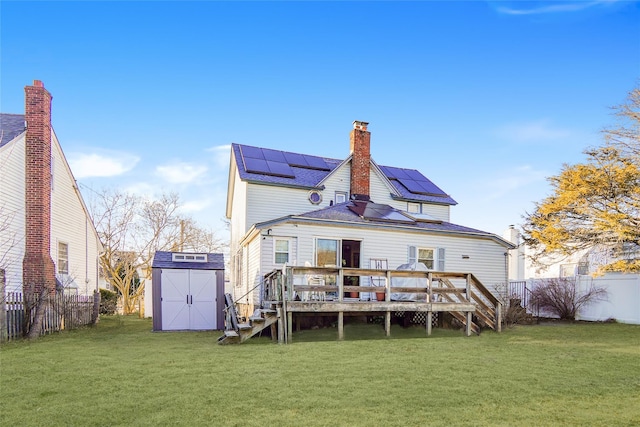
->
0;81;102;296
226;121;514;315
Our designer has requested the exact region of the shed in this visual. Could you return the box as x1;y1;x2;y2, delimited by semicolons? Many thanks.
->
151;251;225;331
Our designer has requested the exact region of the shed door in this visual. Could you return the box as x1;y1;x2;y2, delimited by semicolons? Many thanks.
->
189;270;217;330
161;269;217;330
161;269;191;330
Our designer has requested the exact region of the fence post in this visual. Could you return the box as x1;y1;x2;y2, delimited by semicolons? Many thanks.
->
92;290;100;324
0;269;6;343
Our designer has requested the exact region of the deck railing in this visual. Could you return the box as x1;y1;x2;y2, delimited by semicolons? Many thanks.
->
261;266;502;334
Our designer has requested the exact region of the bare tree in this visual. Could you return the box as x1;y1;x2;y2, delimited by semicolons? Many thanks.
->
89;189;226;314
530;277;607;321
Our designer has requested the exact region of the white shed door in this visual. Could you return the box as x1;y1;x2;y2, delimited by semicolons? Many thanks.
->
189;270;217;330
161;269;191;330
161;269;217;330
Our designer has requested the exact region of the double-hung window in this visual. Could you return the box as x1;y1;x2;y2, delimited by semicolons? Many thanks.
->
58;242;69;275
274;239;290;264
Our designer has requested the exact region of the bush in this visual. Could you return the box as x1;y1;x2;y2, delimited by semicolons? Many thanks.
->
530;277;607;320
99;288;118;315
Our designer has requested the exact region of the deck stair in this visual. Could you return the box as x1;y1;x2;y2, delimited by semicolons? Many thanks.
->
218;294;278;344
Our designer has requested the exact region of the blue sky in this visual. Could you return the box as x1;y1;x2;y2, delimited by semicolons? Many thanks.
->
2;1;638;240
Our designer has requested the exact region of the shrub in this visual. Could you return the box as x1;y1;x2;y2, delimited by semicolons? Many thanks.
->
529;277;607;320
99;288;118;315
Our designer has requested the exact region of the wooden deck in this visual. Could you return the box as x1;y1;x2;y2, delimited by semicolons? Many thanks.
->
256;266;503;343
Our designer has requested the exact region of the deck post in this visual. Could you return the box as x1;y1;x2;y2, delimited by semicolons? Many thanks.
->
466;274;472;302
427;272;433;303
426;311;432;336
287;311;293;342
465;311;472;336
495;302;502;332
338;312;344;340
385;311;391;336
277;307;285;343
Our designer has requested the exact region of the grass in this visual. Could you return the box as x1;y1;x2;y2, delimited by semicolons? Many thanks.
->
1;316;639;426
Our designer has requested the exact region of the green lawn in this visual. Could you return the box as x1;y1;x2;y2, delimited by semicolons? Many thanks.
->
1;317;638;426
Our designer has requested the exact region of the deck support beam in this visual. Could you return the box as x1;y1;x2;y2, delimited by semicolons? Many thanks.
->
427;311;432;336
338;312;344;340
385;311;391;336
287;311;293;342
465;311;472;337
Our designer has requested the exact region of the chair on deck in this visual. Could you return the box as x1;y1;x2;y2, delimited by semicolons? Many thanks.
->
370;258;388;301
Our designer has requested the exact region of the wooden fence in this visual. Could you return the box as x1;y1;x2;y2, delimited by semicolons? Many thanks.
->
1;291;99;342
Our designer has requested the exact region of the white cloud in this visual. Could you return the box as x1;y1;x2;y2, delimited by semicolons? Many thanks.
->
495;0;619;15
206;144;232;170
68;150;139;178
485;165;549;200
180;198;213;214
494;119;572;143
156;162;208;184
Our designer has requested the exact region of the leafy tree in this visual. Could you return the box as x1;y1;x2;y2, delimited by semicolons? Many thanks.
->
522;87;640;273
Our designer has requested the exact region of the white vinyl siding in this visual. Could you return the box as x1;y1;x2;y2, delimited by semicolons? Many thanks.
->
0;134;26;293
0;132;101;295
261;222;508;296
50;135;102;295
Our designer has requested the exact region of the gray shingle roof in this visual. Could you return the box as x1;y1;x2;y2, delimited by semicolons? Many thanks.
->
294;201;502;238
0;114;26;148
152;251;225;270
232;143;457;205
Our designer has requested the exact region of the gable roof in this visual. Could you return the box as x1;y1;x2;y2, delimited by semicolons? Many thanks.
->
152;251;225;270
232;143;457;205
0;114;26;148
254;201;514;248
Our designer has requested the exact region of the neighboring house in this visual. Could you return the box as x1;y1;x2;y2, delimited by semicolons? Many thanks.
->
504;228;640;324
226;121;514;315
0;80;103;296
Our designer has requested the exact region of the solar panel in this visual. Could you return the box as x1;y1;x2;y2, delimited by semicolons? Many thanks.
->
243;157;270;174
262;148;287;163
302;155;330;171
283;152;308;167
354;202;414;224
416;179;444;195
266;160;295;177
240;145;264;159
404;169;426;181
398;178;426;194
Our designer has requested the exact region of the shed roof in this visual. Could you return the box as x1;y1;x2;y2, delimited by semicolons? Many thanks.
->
152;251;225;270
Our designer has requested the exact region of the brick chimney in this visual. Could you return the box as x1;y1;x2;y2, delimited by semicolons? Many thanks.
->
23;80;56;295
349;120;370;201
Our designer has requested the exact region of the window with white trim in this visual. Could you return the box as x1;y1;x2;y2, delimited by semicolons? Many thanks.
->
408;245;445;271
335;191;348;204
274;239;290;264
316;238;339;267
560;263;577;277
58;242;69;274
172;253;207;262
407;202;421;213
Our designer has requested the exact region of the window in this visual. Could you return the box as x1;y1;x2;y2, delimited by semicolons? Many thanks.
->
418;248;434;269
172;253;207;263
560;263;577;277
335;191;348;204
407;202;421;213
409;246;445;270
274;239;290;264
316;239;339;267
57;242;68;274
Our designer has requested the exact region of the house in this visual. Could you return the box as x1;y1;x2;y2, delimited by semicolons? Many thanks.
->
226;121;514;319
0;80;103;296
504;228;640;324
